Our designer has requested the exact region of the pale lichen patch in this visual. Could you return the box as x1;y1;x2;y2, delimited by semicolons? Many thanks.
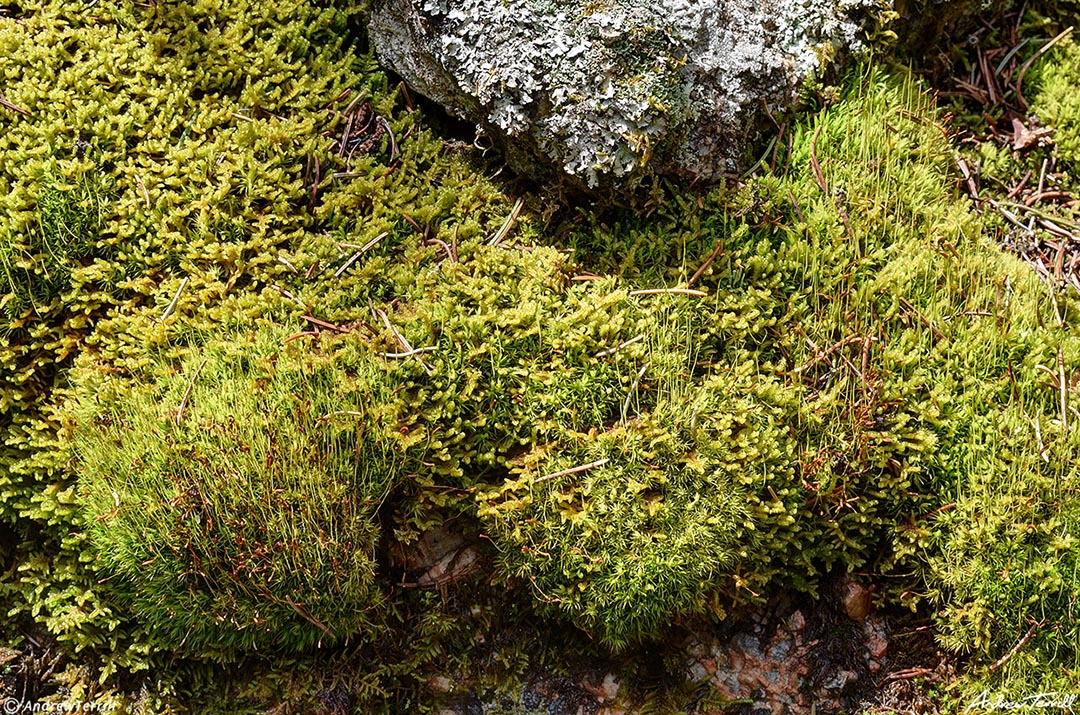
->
374;0;877;185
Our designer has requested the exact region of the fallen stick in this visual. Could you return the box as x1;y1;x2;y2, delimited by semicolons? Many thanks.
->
688;241;725;287
988;621;1040;672
302;315;350;333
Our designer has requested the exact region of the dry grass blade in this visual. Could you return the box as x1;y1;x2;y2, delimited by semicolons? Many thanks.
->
810;122;828;194
175;357;208;426
376;308;433;373
534;458;611;484
1016;26;1074;108
160;277;188;322
595;333;645;358
629;288;708;297
487;197;524;246
1059;348;1068;431
621;362;650;422
987;621;1041;672
380;346;437;358
284;597;336;638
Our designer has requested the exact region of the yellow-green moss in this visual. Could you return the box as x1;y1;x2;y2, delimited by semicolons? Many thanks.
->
71;326;399;653
1032;37;1080;168
6;0;1080;708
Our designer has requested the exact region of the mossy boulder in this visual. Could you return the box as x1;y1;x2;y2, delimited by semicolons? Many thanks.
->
369;0;880;187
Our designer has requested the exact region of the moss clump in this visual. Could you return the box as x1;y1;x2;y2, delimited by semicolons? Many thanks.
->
1032;38;1080;168
72;326;399;653
0;170;111;320
0;0;517;682
477;376;784;647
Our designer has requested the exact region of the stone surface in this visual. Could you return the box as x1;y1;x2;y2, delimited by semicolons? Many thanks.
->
423;577;938;714
369;0;877;187
840;573;874;621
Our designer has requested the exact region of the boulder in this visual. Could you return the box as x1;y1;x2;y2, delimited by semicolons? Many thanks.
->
368;0;879;187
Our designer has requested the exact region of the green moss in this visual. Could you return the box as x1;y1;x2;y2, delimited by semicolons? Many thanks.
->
0;0;518;690
72;326;399;653
6;0;1080;706
477;378;776;647
1033;38;1080;168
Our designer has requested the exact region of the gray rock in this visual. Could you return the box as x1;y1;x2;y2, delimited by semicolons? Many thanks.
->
369;0;877;187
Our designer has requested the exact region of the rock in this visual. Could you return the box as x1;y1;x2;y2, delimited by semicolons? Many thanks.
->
401;525;482;587
369;0;878;187
840;573;874;621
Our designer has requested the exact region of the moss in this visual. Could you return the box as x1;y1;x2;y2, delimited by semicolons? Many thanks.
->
6;0;1080;707
0;0;518;689
1032;38;1080;168
71;326;399;653
477;379;773;648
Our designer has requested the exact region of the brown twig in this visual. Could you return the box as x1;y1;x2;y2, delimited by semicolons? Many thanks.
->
954;154;979;201
898;297;946;341
987;621;1041;672
883;667;933;682
424;238;455;262
1015;27;1074;109
0;92;31;117
917;503;956;520
401;213;424;235
794;335;863;373
272;285;305;307
398;81;415;113
284;331;319;344
302;315;350;333
977;46;999;105
1006;169;1032;199
688;240;725;287
787;187;806;223
284;597;335;638
1024;190;1071;206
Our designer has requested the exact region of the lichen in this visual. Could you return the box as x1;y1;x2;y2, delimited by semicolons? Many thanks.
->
379;0;877;185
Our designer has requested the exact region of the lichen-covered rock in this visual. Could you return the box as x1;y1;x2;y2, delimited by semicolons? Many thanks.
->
369;0;878;186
